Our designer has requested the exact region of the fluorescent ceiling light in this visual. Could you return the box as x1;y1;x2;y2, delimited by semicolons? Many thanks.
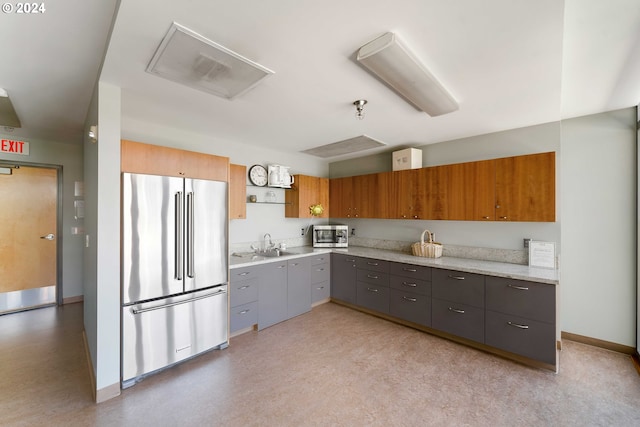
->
0;88;21;128
357;32;458;117
147;22;274;99
302;135;386;158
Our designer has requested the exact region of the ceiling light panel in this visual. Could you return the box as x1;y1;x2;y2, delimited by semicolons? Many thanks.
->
302;135;386;158
147;23;274;99
357;32;458;117
0;88;21;128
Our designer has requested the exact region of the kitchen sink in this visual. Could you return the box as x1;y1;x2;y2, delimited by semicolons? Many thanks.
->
261;249;295;257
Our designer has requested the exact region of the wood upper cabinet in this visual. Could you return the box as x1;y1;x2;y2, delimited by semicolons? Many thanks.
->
229;164;247;220
121;139;229;182
447;160;496;221
391;168;426;219
495;152;555;222
423;165;448;220
330;173;393;219
329;176;352;218
285;175;329;218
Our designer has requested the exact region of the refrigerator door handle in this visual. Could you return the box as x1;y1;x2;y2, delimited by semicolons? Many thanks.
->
175;191;183;280
131;288;227;314
187;191;195;278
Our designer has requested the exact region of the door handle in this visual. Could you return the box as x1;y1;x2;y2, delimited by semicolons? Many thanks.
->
40;233;55;240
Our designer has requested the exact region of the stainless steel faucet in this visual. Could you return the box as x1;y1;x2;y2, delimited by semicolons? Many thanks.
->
263;233;274;250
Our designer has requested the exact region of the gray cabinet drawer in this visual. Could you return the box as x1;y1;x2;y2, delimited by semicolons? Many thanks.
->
486;277;555;323
310;254;330;266
356;269;389;286
230;301;258;333
312;281;330;303
389;262;432;281
230;277;259;308
356;258;389;273
389;289;431;327
485;310;556;364
231;266;260;282
432;298;484;343
356;282;390;314
390;275;431;296
311;263;330;284
432;269;485;308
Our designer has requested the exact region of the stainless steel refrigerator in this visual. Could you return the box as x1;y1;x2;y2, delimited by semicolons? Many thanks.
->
121;172;228;387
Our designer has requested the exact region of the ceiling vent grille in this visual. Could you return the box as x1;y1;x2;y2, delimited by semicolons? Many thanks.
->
146;23;274;99
302;135;386;158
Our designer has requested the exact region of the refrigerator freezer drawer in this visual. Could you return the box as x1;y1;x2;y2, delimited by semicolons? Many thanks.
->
122;286;228;386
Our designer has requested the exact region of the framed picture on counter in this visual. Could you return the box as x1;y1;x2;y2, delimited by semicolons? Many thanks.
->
529;241;556;269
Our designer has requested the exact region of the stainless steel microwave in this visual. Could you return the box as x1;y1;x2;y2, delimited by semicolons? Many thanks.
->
313;225;348;248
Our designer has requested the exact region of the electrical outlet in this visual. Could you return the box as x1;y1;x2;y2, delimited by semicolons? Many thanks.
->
523;238;531;248
351;228;356;236
301;228;305;236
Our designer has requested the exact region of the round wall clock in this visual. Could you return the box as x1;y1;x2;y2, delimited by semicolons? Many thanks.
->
248;164;268;186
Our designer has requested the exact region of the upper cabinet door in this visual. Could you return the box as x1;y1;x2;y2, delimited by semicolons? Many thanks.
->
495;152;556;222
447;160;496;221
285;175;329;218
229;164;247;220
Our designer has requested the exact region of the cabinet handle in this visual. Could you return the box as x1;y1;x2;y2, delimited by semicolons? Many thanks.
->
448;275;465;280
277;265;286;269
238;309;251;315
508;321;529;329
482;216;490;220
413;215;419;219
507;284;529;291
238;285;250;290
402;282;417;287
316;286;325;290
291;263;299;266
238;272;250;276
346;258;356;263
499;216;508;220
316;268;325;272
367;262;379;266
367;274;379;279
403;296;417;302
366;287;379;293
448;307;465;314
402;268;417;272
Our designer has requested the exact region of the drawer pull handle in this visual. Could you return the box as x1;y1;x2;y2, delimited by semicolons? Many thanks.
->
403;268;417;272
316;286;325;290
508;321;529;329
238;285;250;290
277;265;286;269
402;282;417;287
291;263;299;266
316;268;325;272
448;307;465;314
403;296;417;302
366;287;379;293
507;284;529;291
346;258;356;263
367;274;379;279
448;275;465;280
238;272;250;276
238;309;251;315
367;262;379;266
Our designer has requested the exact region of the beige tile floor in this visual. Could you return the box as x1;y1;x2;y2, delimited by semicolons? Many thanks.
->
1;301;640;426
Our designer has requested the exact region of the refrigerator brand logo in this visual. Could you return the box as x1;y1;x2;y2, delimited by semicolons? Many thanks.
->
1;139;29;155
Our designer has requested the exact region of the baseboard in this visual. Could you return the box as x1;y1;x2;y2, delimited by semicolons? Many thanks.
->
63;295;84;304
561;331;635;354
82;329;121;403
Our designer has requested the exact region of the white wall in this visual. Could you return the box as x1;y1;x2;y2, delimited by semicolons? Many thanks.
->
329;121;561;251
83;81;122;395
121;116;331;248
561;108;636;346
0;135;84;299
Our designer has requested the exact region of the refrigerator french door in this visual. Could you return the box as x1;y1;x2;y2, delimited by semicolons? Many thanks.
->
121;172;228;386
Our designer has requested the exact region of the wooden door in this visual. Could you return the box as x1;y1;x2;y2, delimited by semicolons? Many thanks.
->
0;166;57;297
285;175;329;218
447;160;496;221
423;166;448;220
229;164;246;219
496;152;555;222
329;177;353;218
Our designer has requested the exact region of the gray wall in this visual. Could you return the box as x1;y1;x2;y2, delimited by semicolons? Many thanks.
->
0;133;84;299
561;108;636;346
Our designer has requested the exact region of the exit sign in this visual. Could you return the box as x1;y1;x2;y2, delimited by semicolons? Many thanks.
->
1;139;29;155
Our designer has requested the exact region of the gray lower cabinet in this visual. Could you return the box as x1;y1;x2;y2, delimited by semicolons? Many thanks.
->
310;255;330;304
258;261;288;330
388;262;432;326
331;253;358;304
485;277;556;364
287;257;312;318
230;266;261;333
432;268;485;344
356;259;389;313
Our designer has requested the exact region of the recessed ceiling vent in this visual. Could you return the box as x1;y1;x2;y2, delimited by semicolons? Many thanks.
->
302;135;386;158
146;22;274;99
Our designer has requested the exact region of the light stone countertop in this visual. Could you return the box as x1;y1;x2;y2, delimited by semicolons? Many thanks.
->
230;246;559;285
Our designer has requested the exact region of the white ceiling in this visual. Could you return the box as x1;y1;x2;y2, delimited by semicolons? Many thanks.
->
2;0;640;160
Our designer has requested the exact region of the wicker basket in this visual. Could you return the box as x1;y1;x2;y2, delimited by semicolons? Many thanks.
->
411;230;442;258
